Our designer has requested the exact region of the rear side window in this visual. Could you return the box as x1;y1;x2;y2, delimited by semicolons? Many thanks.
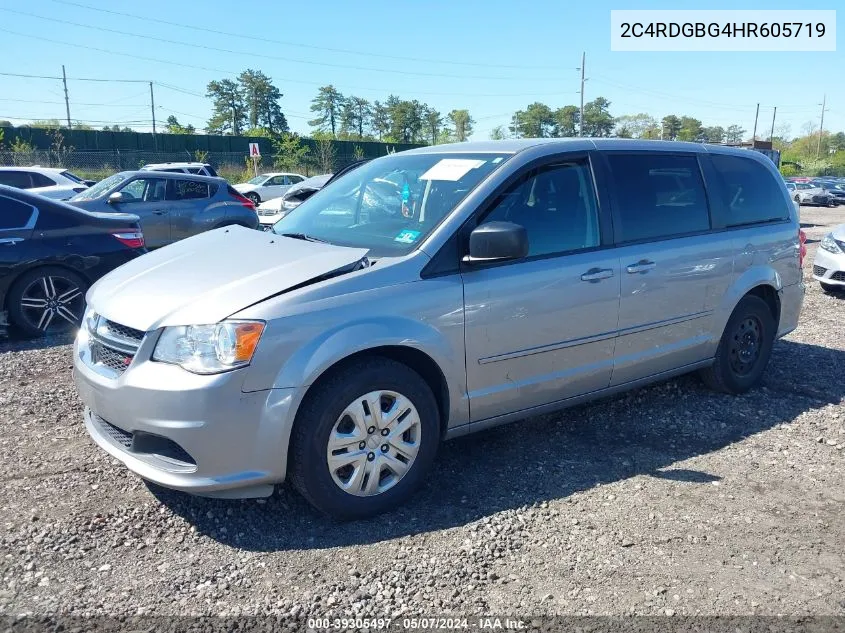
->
288;175;303;184
0;171;33;189
0;195;36;229
711;154;790;227
606;154;710;243
30;172;56;187
170;180;210;200
204;166;218;177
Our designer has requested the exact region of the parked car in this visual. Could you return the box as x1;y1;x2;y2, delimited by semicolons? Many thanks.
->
232;172;306;205
0;166;92;201
67;171;258;248
0;185;146;337
73;139;804;518
812;181;845;205
790;182;835;207
813;225;845;293
257;173;332;229
141;162;218;178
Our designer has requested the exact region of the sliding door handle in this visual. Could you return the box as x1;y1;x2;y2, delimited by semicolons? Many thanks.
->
626;260;656;274
580;267;614;282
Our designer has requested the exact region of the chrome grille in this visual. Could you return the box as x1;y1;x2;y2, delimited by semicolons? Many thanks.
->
93;415;133;449
90;341;134;374
814;265;827;277
101;319;144;343
85;317;145;378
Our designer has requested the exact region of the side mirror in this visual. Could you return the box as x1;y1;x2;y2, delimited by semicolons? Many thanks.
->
107;192;125;205
464;221;529;263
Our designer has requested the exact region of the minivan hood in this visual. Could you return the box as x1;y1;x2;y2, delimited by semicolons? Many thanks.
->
87;226;369;331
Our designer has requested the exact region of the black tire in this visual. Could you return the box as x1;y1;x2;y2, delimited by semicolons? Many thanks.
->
6;267;88;338
245;192;261;204
793;194;801;203
289;357;440;520
699;295;776;395
820;282;840;294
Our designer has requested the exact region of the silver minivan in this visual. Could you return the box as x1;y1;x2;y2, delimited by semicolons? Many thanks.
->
73;139;805;518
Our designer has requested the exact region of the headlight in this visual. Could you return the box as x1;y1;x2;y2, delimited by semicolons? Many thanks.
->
281;200;298;210
152;321;265;374
820;233;844;254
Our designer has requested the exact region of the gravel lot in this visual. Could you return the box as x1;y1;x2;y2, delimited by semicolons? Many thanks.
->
1;206;843;621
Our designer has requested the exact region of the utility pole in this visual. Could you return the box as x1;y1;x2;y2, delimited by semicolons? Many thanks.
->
149;82;157;150
751;103;760;145
817;94;828;158
61;65;71;129
577;52;586;137
769;106;777;141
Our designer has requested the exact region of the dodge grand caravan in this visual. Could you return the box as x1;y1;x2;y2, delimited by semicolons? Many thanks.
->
73;139;805;519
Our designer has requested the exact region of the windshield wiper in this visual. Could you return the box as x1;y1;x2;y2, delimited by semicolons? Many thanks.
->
277;232;330;244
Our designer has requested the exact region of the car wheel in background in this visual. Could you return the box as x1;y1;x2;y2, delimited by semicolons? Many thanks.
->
699;295;776;395
793;194;801;203
245;192;261;205
7;267;88;338
289;357;440;519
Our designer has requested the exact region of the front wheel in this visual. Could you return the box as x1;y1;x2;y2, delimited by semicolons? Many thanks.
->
288;357;440;519
699;295;776;395
6;267;88;338
793;194;801;204
245;192;261;205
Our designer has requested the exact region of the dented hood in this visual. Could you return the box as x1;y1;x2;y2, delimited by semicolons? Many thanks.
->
87;226;368;331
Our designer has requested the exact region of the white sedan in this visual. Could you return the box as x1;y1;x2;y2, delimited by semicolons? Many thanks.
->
0;166;92;200
232;172;305;204
813;224;845;293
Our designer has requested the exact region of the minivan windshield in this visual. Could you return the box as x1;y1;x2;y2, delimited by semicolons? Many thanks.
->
70;172;130;201
271;152;510;256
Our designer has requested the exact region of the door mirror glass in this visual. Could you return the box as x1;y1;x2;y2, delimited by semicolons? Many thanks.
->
466;221;528;263
107;192;125;205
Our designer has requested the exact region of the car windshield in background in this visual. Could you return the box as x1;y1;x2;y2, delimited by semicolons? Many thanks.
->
247;175;268;185
70;173;130;200
60;171;84;184
271;153;510;256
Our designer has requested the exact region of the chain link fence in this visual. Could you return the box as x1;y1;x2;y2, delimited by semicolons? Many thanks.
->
0;150;365;182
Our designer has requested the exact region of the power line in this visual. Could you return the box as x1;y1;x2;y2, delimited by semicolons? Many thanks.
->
3;8;559;83
0;71;148;83
0;97;151;107
48;0;561;71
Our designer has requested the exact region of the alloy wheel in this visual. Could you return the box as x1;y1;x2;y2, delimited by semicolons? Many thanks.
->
326;390;422;497
19;275;85;332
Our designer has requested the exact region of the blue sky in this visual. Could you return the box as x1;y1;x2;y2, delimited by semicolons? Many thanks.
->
0;0;841;141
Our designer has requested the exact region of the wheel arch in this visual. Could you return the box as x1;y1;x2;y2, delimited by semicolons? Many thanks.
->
2;261;92;312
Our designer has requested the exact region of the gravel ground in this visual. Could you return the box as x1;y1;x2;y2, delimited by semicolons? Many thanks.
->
1;206;843;621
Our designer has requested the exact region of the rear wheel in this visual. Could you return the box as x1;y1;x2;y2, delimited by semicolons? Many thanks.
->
7;267;88;338
289;357;440;519
245;192;261;205
699;295;776;395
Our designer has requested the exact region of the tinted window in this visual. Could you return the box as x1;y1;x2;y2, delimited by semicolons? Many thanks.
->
170;180;210;200
266;175;286;185
30;172;56;187
0;195;36;229
481;160;600;257
288;175;303;184
187;168;202;174
119;178;167;202
0;171;33;189
711;155;791;227
204;166;218;177
606;154;710;243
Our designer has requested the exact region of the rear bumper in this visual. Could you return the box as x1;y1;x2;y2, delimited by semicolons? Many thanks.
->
777;281;805;338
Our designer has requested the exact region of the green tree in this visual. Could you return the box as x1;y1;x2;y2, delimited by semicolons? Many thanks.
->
164;116;195;134
701;126;726;143
341;96;372;139
641;122;661;139
424;107;443;145
371;101;390;141
553;105;579;137
448;109;474;142
0;120;12;128
309;85;345;137
581;98;614;137
391;100;425;143
725;124;746;144
510;102;555;138
273;132;309;170
677;116;703;142
206;79;247;135
27;119;63;129
490;125;507;140
613;113;657;139
661;115;682;140
829;131;845;152
238;69;288;134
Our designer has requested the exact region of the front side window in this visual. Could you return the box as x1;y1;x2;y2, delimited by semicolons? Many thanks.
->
606;153;710;243
0;171;33;189
0;195;36;229
272;152;510;256
169;180;210;200
710;154;790;226
119;178;167;203
71;173;130;201
480;160;600;257
266;175;286;186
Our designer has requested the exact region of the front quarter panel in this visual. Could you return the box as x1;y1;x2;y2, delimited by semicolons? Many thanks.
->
235;267;468;429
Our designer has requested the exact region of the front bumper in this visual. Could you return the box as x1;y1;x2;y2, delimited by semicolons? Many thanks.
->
813;248;845;286
73;327;298;497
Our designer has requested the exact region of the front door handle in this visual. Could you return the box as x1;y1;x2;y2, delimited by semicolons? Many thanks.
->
626;260;656;274
580;267;615;282
153;210;168;216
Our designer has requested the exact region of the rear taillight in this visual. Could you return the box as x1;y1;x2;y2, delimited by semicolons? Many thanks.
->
112;231;145;249
799;229;807;267
227;185;255;210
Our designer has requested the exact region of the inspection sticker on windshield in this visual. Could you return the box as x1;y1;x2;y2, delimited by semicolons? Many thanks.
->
420;158;485;181
394;229;421;244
